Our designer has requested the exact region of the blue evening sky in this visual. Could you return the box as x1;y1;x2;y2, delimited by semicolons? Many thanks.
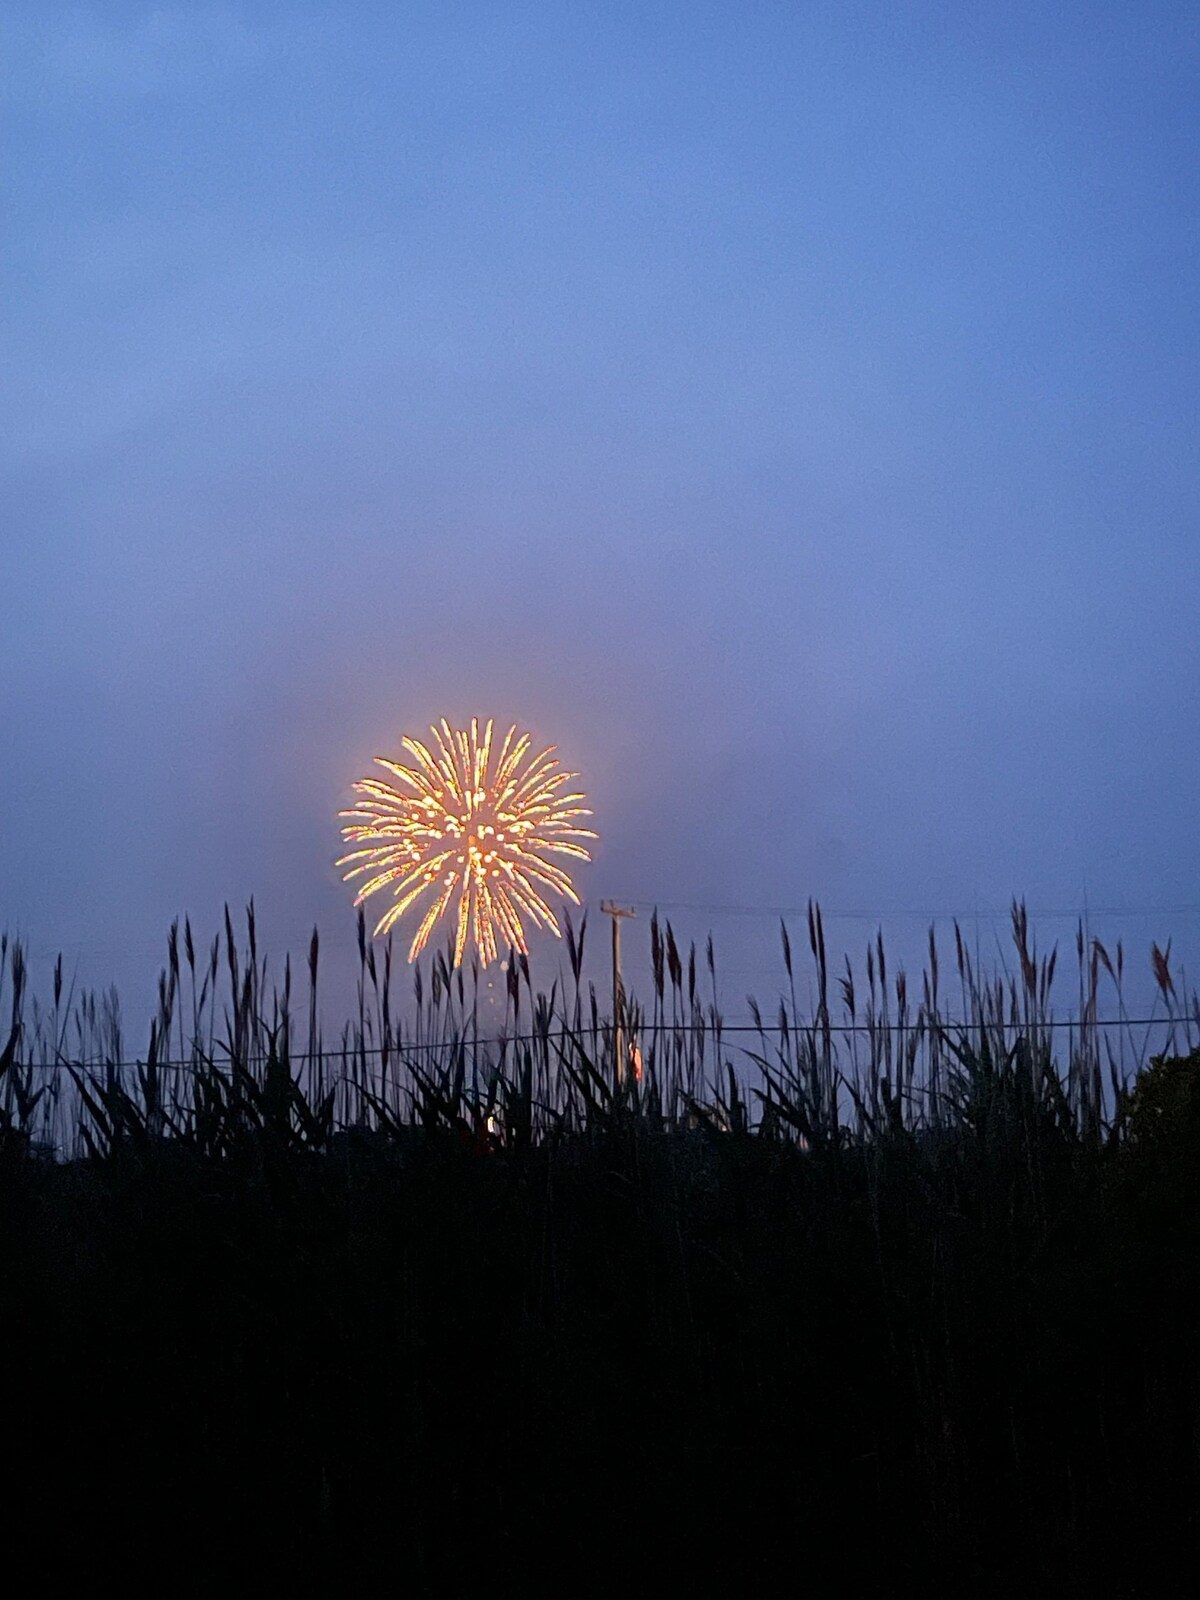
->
2;3;1198;1019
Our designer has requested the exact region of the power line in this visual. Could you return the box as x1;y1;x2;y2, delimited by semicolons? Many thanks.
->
15;911;1200;970
16;1013;1193;1076
616;899;1200;922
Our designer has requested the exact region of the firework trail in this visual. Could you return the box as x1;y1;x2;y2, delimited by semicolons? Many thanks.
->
338;718;595;966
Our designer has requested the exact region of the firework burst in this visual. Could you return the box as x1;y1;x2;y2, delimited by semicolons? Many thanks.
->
338;718;596;967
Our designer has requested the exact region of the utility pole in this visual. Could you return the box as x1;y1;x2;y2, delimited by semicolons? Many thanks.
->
600;901;636;1084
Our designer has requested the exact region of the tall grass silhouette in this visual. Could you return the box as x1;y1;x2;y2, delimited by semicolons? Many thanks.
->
2;903;1198;1593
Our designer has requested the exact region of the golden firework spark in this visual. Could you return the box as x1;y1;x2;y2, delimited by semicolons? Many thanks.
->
338;718;596;967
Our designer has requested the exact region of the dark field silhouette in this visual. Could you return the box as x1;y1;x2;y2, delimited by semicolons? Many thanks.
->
3;907;1199;1595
